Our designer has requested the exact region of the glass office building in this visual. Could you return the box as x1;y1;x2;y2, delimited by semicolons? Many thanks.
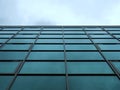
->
0;26;120;90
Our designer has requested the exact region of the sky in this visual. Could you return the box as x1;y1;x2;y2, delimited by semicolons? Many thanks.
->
0;0;120;25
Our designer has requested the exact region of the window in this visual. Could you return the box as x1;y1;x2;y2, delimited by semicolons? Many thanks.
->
32;45;63;50
0;35;12;38
112;62;120;71
0;31;17;34
92;39;120;43
41;31;62;34
0;62;19;73
3;27;21;30
0;39;7;43
64;35;88;38
99;45;120;50
67;62;113;74
23;27;40;30
39;35;62;38
20;62;65;74
85;27;102;30
15;35;36;38
66;52;103;60
0;52;27;60
86;31;107;34
64;31;85;34
65;39;91;43
36;39;63;43
28;52;64;60
104;27;120;30
11;76;66;90
90;35;112;38
66;45;96;50
8;39;35;43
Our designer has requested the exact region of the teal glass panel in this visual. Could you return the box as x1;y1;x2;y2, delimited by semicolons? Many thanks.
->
104;27;120;30
41;31;62;34
0;31;17;34
90;35;112;38
64;31;85;34
99;45;120;50
92;39;120;43
68;62;113;74
65;39;91;43
64;35;88;38
85;27;102;30
67;52;103;60
112;62;120;71
0;76;13;90
32;45;63;50
66;45;96;50
15;35;36;38
114;35;120;38
39;35;62;38
20;62;65;74
0;44;30;50
3;27;21;30
0;52;27;60
8;39;35;43
0;35;12;38
109;31;120;34
36;39;63;43
19;31;39;34
11;76;66;90
28;52;64;60
102;52;120;60
43;28;62;30
63;27;82;30
23;27;40;30
86;31;107;34
0;39;7;43
69;76;120;90
0;62;19;73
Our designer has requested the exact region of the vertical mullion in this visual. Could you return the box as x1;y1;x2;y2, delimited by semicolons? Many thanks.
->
82;27;120;80
62;26;69;90
0;27;23;48
6;27;42;90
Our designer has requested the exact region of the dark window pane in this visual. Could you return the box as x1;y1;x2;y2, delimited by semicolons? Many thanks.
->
103;52;120;60
28;52;64;60
68;62;113;74
0;76;13;90
99;45;120;50
0;52;27;60
0;44;30;50
11;76;66;90
20;62;65;74
32;45;63;50
66;45;96;50
69;76;120;90
0;62;19;73
67;52;103;60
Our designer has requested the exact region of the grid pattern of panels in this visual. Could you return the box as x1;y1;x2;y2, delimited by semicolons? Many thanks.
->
0;26;120;90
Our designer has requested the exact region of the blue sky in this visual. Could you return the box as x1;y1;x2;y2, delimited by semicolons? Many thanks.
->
0;0;120;25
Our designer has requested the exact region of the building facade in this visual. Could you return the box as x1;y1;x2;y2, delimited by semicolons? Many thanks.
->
0;26;120;90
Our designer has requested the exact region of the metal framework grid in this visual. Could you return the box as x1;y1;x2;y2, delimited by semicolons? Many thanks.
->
0;26;120;90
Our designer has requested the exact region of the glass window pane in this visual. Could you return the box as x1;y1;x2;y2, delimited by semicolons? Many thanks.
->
15;35;36;38
11;76;66;90
66;45;96;50
63;27;82;30
28;52;64;60
114;35;120;38
69;76;120;90
19;31;39;34
23;27;40;30
36;39;63;43
0;39;7;43
65;39;91;43
109;31;120;34
102;52;120;60
20;62;65;74
64;31;84;34
92;39;120;43
0;35;12;38
64;35;88;38
104;27;120;30
67;52;103;60
90;35;112;38
0;52;27;60
68;62;113;74
0;31;17;34
0;62;19;73
8;39;35;43
41;31;62;34
3;27;21;30
85;27;102;30
39;35;62;38
0;76;13;90
32;45;63;50
43;28;62;30
87;31;107;34
99;45;120;50
0;44;30;50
